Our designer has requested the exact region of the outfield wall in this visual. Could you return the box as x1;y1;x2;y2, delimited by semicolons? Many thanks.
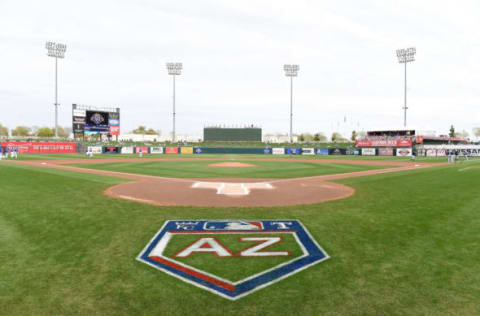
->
0;142;433;157
69;146;368;156
1;141;76;154
418;145;480;157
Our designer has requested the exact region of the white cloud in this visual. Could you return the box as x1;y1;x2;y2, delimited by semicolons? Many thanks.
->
0;0;478;138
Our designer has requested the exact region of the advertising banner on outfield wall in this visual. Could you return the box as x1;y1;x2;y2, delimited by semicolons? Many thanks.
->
421;145;480;157
426;149;437;157
396;148;412;157
345;148;359;155
166;147;179;154
121;146;134;154
356;139;412;147
193;147;266;154
445;149;480;156
302;148;315;155
104;146;120;154
329;148;346;155
286;148;301;155
181;147;194;154
316;148;329;155
136;146;148;154
378;148;393;156
446;148;480;156
150;147;164;154
361;148;376;156
437;149;446;157
88;146;103;154
272;148;285;155
1;141;77;154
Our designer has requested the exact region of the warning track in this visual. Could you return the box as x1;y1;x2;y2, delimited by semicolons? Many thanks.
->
6;158;442;207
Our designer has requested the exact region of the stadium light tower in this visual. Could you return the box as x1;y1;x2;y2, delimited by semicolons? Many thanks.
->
396;47;416;127
45;41;67;138
166;62;182;143
284;64;299;143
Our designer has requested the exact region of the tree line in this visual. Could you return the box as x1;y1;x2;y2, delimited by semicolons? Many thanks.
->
0;124;71;138
269;130;364;143
2;123;479;140
449;125;479;138
130;126;160;135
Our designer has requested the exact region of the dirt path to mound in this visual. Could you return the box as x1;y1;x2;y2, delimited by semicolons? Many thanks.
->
6;158;443;207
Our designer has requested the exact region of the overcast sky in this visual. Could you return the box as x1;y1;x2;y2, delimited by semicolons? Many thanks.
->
1;0;479;138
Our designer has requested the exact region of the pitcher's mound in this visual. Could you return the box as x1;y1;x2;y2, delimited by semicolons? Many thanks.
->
208;162;257;168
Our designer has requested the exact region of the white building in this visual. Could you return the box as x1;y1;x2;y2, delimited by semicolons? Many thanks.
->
118;134;202;142
263;135;298;143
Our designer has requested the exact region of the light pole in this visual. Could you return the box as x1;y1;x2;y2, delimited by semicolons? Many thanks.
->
284;64;299;143
396;47;416;127
166;62;182;143
45;41;67;138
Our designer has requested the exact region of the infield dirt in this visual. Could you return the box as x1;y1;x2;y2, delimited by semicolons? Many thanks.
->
7;158;441;207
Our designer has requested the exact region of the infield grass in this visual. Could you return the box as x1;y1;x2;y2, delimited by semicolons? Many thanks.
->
1;160;479;315
69;159;392;178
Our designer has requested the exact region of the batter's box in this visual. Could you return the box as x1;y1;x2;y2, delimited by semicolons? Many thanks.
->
192;182;273;196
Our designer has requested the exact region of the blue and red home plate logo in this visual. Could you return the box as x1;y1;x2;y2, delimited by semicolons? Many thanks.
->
137;220;329;300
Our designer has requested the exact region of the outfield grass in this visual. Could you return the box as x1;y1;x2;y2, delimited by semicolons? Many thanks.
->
1;160;479;315
70;160;392;178
7;152;449;163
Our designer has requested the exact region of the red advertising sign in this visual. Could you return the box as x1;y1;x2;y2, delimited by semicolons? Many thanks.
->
165;147;179;154
109;125;120;135
136;146;148;154
356;139;412;147
105;146;120;154
1;141;76;154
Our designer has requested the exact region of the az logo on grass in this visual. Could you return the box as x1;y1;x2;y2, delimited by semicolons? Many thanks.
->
137;220;329;300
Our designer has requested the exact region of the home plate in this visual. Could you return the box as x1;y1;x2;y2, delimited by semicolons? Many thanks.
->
192;182;273;196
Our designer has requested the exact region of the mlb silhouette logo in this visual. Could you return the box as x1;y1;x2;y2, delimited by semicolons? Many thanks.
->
137;220;329;300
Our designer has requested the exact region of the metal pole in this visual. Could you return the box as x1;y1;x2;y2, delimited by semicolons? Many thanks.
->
173;74;176;143
55;57;58;137
290;76;293;143
404;60;407;127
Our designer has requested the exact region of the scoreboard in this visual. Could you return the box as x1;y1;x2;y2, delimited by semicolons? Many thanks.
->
72;104;120;138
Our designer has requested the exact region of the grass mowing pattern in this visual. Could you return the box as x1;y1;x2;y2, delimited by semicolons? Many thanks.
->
1;161;479;315
70;160;391;178
8;152;450;162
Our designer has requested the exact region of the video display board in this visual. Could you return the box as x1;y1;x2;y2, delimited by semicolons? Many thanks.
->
85;110;109;132
72;104;120;137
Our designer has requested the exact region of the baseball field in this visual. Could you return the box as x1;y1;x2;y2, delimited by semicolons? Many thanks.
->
1;155;479;315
